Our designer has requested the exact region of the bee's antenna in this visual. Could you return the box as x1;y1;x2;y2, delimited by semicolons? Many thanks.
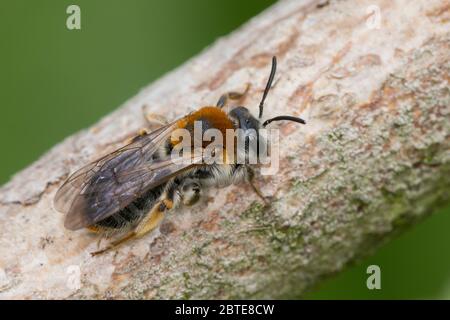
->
258;56;277;119
262;115;306;127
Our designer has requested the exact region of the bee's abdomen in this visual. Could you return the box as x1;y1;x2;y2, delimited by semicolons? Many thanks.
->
95;183;166;229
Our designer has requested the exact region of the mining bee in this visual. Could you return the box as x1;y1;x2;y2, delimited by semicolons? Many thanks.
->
54;56;306;255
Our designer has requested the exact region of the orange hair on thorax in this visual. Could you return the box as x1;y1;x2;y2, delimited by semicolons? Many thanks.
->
175;106;234;133
171;107;236;163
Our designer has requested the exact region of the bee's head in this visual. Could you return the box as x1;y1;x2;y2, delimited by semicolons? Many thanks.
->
228;106;261;160
227;56;306;161
229;106;261;131
227;105;262;162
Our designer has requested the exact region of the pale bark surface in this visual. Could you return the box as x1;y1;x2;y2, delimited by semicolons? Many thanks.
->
0;0;449;299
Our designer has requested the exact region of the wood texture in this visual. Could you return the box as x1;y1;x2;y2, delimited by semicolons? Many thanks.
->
0;0;449;299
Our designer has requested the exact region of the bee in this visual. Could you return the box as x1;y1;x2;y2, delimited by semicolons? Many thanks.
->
54;56;306;256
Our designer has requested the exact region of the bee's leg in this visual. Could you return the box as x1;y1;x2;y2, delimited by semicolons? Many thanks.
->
245;166;270;205
100;127;148;147
100;106;168;147
134;199;172;237
86;225;102;233
86;225;107;249
216;83;250;108
127;128;149;143
90;232;137;256
90;199;172;256
120;107;170;144
141;104;169;129
180;179;201;206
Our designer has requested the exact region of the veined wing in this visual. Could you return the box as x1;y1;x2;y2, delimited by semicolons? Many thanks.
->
54;122;204;230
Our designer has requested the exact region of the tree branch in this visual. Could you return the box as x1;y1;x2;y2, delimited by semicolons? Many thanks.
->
0;0;449;299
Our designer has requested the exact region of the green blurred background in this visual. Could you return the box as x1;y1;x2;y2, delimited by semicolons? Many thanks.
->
1;0;449;299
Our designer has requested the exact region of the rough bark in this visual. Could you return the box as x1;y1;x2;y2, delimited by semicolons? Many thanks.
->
0;0;449;299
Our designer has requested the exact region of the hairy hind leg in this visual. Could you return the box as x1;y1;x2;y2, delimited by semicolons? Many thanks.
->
90;198;173;256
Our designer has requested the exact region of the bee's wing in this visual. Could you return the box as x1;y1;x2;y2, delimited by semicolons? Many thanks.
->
54;121;202;230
